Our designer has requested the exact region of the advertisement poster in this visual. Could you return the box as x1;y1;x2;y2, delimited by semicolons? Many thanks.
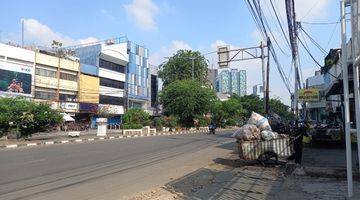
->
0;68;32;94
298;89;320;102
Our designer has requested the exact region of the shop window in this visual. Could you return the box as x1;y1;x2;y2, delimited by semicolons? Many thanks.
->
59;93;77;102
35;90;56;100
99;59;125;73
100;77;124;89
60;72;77;81
35;68;56;78
99;95;124;106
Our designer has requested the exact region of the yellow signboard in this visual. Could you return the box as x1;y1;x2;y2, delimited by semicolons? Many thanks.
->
298;89;320;102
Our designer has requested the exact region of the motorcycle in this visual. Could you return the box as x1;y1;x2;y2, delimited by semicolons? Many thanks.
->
208;124;216;134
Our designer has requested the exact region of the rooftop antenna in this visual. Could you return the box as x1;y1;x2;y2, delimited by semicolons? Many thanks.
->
21;19;24;47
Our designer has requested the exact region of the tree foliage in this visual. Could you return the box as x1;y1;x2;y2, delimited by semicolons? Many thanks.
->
0;97;62;138
210;94;291;127
122;108;151;129
160;80;217;127
158;50;209;86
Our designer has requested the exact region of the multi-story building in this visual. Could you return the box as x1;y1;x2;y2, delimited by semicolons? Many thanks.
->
74;38;128;124
33;49;80;115
216;69;247;97
147;64;159;116
127;40;150;109
207;68;218;89
306;49;342;123
217;70;231;94
74;37;150;123
0;43;35;99
252;84;264;98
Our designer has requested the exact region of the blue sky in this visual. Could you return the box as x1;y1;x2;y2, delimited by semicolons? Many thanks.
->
0;0;340;105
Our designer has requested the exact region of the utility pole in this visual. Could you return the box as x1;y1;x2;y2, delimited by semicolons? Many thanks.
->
260;41;266;112
340;0;353;197
265;38;271;114
285;0;300;124
351;0;360;181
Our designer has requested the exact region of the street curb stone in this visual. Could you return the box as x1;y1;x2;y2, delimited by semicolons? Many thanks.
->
0;129;233;150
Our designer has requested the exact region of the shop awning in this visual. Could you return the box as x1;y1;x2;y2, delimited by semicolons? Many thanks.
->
61;113;75;122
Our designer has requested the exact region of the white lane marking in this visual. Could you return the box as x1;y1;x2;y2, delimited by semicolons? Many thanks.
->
88;138;94;141
109;136;115;139
99;137;105;140
27;143;37;146
6;144;17;148
61;140;69;143
75;139;82;142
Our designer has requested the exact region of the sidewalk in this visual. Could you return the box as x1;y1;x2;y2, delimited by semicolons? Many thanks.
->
128;143;360;199
0;128;234;150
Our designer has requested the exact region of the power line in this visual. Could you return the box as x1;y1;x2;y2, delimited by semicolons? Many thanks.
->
299;25;327;55
269;0;292;50
253;0;290;56
297;35;339;80
300;21;341;25
244;0;292;93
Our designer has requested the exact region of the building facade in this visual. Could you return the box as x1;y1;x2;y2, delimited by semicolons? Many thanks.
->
127;41;150;109
146;64;159;116
0;44;35;99
216;69;247;96
207;68;218;89
74;37;151;123
33;50;80;114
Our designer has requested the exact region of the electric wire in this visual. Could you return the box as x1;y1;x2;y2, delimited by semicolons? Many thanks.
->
245;0;292;93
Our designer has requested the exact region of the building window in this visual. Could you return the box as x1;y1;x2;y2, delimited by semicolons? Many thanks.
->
100;77;124;89
99;59;125;73
35;90;56;100
60;72;77;81
59;93;77;102
35;68;56;78
99;95;124;106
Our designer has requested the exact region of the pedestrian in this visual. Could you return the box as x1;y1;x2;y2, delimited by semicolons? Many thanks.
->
294;121;309;164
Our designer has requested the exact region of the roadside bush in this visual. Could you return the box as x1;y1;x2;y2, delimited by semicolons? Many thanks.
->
161;115;179;130
122;123;143;129
0;97;62;138
152;117;164;131
122;108;150;129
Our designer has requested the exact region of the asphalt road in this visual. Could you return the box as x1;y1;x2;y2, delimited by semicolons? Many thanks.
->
0;131;234;200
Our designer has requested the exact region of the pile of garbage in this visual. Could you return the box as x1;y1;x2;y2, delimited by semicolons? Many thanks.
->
233;112;282;141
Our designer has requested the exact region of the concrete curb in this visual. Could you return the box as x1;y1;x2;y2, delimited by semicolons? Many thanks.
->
0;129;234;150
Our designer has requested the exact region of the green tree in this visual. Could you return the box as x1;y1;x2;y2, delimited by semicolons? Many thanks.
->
269;98;292;120
0;97;62;138
160;80;217;127
122;108;151;129
158;50;209;86
211;97;245;127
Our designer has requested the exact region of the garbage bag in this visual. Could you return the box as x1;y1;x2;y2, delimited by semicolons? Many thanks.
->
247;112;272;131
261;130;278;141
232;124;260;141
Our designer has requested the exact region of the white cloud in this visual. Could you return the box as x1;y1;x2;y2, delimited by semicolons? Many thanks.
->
124;0;159;31
22;18;98;47
149;40;192;65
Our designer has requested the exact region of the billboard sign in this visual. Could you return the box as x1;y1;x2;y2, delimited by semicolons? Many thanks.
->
0;61;33;97
217;46;229;68
60;102;78;112
298;89;320;102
